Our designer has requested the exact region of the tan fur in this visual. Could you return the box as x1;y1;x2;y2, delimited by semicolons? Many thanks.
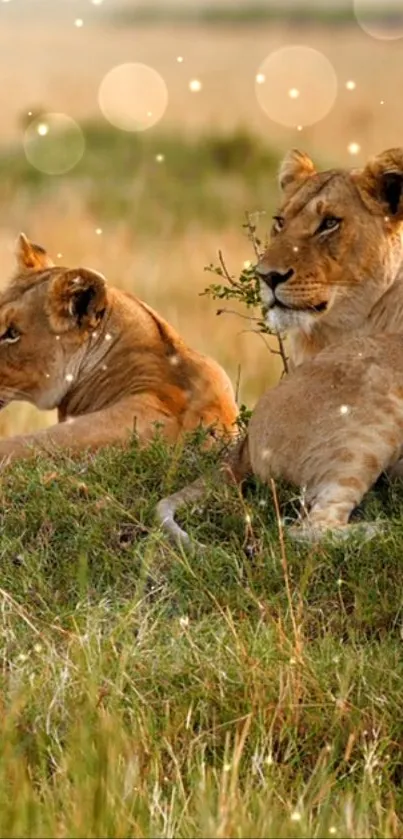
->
0;235;238;466
256;147;403;368
156;333;403;545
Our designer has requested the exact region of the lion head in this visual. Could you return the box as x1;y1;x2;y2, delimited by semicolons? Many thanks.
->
256;148;403;345
0;234;107;411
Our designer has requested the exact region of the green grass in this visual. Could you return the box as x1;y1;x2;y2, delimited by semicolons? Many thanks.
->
112;3;403;27
0;123;279;234
1;431;403;837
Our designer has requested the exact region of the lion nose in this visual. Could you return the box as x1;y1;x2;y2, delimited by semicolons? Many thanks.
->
255;266;295;290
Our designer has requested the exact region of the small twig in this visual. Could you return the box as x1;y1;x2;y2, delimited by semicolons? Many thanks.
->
238;327;273;349
238;327;286;362
218;250;237;287
244;211;262;260
275;330;289;375
216;308;262;322
217;306;289;377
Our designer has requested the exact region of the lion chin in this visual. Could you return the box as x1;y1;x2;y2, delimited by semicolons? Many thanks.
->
265;305;321;335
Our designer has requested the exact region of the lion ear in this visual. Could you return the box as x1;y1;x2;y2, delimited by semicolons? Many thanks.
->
356;148;403;217
16;233;54;272
47;268;107;333
278;149;316;195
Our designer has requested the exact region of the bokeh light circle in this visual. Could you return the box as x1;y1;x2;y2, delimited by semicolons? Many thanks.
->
255;46;337;128
353;0;403;40
23;113;85;175
98;63;168;132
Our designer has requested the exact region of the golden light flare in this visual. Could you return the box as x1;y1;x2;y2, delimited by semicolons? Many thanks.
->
98;63;168;132
24;113;85;175
255;46;337;128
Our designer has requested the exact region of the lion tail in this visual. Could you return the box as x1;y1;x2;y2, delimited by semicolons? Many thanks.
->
155;437;251;549
156;476;209;549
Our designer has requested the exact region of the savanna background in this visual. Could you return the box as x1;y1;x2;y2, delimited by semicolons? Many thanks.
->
2;0;403;434
2;2;403;837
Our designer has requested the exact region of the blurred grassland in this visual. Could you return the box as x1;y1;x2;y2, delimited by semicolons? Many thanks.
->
113;2;403;26
4;123;279;235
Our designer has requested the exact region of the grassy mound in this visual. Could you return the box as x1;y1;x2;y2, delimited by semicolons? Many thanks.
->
1;433;403;837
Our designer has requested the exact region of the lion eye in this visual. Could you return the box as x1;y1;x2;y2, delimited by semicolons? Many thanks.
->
1;326;21;344
317;216;341;234
272;216;285;233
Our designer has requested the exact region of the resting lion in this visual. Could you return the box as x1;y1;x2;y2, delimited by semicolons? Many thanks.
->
256;146;403;367
157;146;403;544
0;234;238;465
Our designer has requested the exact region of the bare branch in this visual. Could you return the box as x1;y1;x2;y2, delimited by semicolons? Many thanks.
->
216;307;262;322
216;309;289;377
218;250;237;287
275;330;289;375
244;211;262;260
239;328;288;371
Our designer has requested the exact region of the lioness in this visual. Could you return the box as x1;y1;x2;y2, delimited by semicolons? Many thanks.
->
157;147;403;544
256;146;403;367
0;234;237;464
157;332;403;544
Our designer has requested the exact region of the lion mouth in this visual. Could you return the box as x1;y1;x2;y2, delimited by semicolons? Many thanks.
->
268;300;328;315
